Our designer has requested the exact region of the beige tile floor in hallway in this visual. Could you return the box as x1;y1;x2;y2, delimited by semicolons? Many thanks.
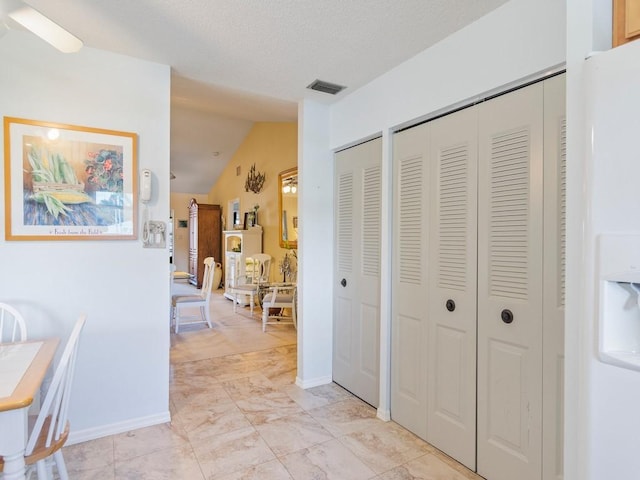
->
61;286;483;479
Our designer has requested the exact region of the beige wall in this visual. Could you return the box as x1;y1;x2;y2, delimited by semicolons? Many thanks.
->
208;122;297;282
170;192;209;272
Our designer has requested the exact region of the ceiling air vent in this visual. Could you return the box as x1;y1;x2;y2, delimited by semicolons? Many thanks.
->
307;79;346;95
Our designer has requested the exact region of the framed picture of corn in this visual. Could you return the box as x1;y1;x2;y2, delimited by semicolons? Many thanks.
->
4;117;138;240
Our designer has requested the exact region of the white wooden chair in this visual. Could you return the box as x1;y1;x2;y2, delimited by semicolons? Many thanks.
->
230;254;272;318
171;257;215;333
261;284;297;332
0;302;27;343
0;314;87;479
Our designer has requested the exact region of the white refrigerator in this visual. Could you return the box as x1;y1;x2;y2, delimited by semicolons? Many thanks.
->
581;39;640;479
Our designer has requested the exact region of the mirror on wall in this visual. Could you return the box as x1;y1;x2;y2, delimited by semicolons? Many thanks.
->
278;167;298;248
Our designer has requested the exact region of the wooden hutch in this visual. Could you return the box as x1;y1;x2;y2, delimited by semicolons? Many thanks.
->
188;199;222;288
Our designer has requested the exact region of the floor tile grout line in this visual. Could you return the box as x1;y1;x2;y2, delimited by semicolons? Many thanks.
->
66;290;481;479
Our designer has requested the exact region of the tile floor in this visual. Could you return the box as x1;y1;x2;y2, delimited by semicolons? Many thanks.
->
61;287;483;479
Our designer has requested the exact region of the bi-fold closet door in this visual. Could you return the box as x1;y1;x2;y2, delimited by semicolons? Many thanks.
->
476;80;544;480
333;137;382;408
478;75;566;480
427;105;479;469
390;74;566;480
391;105;479;469
390;122;431;439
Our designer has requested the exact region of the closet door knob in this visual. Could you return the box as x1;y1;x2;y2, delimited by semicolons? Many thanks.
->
340;278;347;287
446;299;456;312
501;309;514;324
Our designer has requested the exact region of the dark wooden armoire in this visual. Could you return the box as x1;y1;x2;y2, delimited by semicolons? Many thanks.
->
188;199;221;288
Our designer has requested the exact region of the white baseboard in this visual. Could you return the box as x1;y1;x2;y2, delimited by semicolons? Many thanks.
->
67;411;171;445
377;408;391;421
295;375;332;389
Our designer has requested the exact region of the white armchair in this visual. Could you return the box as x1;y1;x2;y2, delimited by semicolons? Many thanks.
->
229;253;272;318
261;283;297;332
171;257;215;333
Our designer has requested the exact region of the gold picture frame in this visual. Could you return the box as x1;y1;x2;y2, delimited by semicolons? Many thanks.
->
4;117;138;240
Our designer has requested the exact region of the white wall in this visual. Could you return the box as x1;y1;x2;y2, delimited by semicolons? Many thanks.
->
296;100;333;387
330;0;566;150
0;32;171;442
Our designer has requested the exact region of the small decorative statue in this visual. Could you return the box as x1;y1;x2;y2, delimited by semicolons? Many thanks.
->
280;252;292;282
252;204;260;226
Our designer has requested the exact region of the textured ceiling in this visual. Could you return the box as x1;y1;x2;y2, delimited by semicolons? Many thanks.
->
8;0;510;193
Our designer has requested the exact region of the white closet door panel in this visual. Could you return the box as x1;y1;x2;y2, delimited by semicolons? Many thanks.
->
334;138;381;407
358;159;382;402
477;82;544;480
394;312;423;398
335;295;353;369
334;167;358;391
391;123;430;439
427;106;478;470
360;302;380;391
543;73;566;480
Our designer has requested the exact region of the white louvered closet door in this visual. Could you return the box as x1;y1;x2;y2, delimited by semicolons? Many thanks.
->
426;106;478;470
390;124;430;438
477;82;544;480
333;137;382;407
543;73;566;480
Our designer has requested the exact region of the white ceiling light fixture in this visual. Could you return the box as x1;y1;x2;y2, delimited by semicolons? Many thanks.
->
282;177;298;194
2;1;83;53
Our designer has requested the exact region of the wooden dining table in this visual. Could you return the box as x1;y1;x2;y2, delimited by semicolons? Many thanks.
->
0;338;59;480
